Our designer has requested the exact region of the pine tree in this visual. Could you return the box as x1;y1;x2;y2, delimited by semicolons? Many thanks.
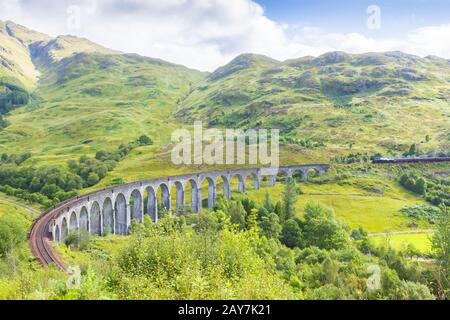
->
246;208;258;231
281;177;298;221
263;190;274;212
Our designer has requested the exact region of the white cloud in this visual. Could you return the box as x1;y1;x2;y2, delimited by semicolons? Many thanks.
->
0;0;449;71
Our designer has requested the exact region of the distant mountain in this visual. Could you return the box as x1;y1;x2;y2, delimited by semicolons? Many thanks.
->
0;21;205;159
0;20;448;163
176;51;450;153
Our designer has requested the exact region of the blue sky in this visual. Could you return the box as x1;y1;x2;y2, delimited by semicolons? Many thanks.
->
257;0;450;37
1;0;449;71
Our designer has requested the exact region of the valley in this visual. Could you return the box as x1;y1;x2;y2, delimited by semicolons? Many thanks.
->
0;21;449;300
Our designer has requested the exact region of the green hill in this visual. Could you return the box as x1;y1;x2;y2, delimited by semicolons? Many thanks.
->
0;21;205;166
177;52;450;155
0;21;448;178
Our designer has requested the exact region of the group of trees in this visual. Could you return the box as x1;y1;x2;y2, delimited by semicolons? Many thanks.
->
0;115;8;130
2;175;449;300
399;171;450;206
67;135;153;187
332;152;373;164
211;179;350;253
0;82;30;115
0;165;81;207
94;178;439;300
0;136;154;207
432;205;450;299
400;172;428;195
0;152;32;166
280;136;325;149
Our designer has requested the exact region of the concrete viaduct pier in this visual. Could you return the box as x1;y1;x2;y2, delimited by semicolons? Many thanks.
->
51;165;330;243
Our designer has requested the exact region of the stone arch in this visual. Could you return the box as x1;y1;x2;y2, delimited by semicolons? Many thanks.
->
158;183;171;212
217;175;231;199
130;189;143;222
292;169;306;182
245;172;260;191
54;224;60;242
231;174;245;193
187;179;199;213
61;218;68;242
102;197;114;235
69;211;78;231
306;168;320;181
201;176;216;209
172;181;185;214
80;207;89;232
90;201;101;235
145;186;158;222
276;169;289;183
115;193;128;235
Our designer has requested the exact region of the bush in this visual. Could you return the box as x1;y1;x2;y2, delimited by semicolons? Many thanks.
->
0;216;27;257
64;231;80;248
280;219;302;248
302;203;350;250
138;135;153;146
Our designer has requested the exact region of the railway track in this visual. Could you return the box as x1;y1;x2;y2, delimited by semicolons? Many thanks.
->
29;205;67;271
29;191;104;272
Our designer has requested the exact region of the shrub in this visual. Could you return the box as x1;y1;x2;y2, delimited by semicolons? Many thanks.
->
0;215;27;257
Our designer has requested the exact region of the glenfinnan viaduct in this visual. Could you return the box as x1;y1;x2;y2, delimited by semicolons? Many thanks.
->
51;165;330;242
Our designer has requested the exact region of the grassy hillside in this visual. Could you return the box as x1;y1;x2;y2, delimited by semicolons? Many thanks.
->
0;53;204;164
177;52;450;155
0;21;205;168
246;177;431;233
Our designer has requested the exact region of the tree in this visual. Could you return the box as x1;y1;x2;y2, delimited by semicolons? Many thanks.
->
415;178;427;195
41;183;60;199
246;208;258;231
87;172;100;186
280;219;302;248
263;190;274;212
138;135;153;146
228;201;246;229
407;144;417;156
196;212;217;234
302;202;349;250
274;201;283;218
432;205;450;299
0;215;27;256
281;178;298;221
259;212;282;239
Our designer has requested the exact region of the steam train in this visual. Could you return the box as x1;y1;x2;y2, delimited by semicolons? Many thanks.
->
372;157;450;164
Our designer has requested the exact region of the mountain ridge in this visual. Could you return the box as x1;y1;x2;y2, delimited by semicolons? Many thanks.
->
0;21;449;166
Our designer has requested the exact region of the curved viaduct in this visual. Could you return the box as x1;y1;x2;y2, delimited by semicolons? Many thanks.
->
30;164;330;268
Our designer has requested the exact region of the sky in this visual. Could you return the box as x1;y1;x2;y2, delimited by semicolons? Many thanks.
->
1;0;449;71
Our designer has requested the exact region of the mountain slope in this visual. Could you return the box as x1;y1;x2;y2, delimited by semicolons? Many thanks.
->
0;22;206;165
0;21;449;173
0;20;119;117
176;52;450;154
0;21;49;89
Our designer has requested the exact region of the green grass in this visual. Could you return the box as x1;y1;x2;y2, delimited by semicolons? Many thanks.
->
0;195;37;222
245;177;431;233
370;233;433;255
